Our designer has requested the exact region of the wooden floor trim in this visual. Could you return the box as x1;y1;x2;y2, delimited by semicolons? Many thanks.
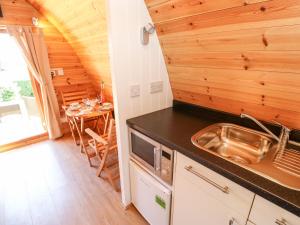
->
0;132;49;153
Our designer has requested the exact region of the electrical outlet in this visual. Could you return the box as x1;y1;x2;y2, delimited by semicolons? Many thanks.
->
150;81;163;93
50;68;64;77
130;84;140;97
57;68;64;76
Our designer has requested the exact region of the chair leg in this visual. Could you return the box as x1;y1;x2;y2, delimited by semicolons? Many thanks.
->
103;113;110;135
96;149;108;176
67;118;80;146
82;144;93;167
73;116;93;166
96;163;104;177
80;144;84;153
70;125;79;146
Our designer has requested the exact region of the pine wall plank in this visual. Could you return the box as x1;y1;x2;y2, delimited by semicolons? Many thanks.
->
145;0;300;128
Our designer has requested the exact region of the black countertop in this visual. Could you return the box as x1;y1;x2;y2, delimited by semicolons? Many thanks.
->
127;101;300;216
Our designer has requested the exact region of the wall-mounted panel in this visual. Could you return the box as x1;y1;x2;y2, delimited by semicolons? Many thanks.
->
145;0;300;129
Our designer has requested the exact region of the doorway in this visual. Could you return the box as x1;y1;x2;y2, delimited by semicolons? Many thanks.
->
0;33;46;147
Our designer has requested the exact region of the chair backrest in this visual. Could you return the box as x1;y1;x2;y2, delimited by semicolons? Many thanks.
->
85;118;116;151
61;89;89;106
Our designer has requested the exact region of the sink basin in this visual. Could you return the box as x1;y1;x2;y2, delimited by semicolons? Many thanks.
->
192;123;274;164
191;123;300;191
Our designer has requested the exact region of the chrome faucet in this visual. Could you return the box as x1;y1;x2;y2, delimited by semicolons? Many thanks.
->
276;126;290;158
240;113;292;158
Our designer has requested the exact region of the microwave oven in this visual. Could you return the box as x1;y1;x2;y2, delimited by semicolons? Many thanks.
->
129;128;174;185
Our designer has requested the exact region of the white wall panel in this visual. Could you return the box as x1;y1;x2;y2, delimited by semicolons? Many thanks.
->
106;0;173;205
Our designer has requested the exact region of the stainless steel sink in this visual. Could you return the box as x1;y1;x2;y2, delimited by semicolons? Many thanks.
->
192;123;274;164
192;123;300;191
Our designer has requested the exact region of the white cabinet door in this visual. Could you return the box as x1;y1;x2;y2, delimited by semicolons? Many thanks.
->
172;152;254;225
248;195;299;225
130;161;171;225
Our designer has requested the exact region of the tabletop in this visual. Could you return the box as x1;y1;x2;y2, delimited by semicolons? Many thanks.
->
64;103;113;119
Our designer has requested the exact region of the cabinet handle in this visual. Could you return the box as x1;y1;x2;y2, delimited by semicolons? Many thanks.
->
184;165;229;194
154;147;161;171
275;218;287;225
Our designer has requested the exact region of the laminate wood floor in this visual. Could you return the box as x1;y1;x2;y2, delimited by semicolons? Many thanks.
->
0;136;148;225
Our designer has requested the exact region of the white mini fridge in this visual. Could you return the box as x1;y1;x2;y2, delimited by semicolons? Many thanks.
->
129;160;172;225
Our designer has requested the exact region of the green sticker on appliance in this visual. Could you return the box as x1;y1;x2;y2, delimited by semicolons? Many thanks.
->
155;195;166;209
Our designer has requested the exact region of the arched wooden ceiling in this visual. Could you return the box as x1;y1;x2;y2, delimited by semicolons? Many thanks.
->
26;0;112;100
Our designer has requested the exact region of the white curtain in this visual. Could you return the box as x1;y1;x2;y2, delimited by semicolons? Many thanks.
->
7;26;62;139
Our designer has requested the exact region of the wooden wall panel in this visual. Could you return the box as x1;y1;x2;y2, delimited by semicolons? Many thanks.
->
155;0;300;35
147;0;246;23
145;0;300;129
0;0;95;120
26;0;113;101
0;0;40;25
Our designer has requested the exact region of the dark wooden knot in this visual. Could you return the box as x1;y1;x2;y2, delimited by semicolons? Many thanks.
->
262;35;268;47
260;6;266;12
241;54;250;62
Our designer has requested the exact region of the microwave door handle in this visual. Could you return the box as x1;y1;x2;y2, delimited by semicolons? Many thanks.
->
154;147;161;171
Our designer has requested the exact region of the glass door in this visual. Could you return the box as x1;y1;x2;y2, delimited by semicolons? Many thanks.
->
0;33;46;147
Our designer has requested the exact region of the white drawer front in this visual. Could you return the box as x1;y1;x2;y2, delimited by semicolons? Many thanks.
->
249;195;299;225
175;152;255;218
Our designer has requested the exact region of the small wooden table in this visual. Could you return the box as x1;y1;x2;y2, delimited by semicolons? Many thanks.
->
64;103;113;157
64;104;113;163
63;104;113;166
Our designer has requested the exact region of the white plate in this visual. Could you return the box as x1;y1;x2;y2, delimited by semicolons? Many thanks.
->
79;107;93;115
102;102;112;107
69;104;81;111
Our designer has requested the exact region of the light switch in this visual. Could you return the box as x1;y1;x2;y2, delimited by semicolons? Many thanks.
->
130;84;140;97
150;81;163;93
